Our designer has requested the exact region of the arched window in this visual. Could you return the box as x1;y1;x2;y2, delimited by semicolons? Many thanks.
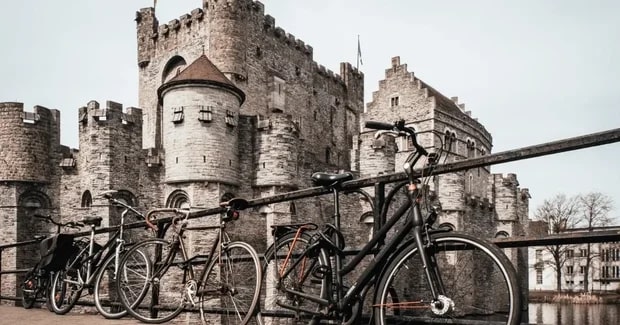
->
115;190;137;207
162;56;187;83
19;191;50;210
443;130;451;151
495;231;510;238
466;139;476;158
443;129;457;153
81;190;92;208
450;132;457;153
166;190;190;209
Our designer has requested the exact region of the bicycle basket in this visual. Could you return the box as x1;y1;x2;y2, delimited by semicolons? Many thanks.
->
39;234;77;272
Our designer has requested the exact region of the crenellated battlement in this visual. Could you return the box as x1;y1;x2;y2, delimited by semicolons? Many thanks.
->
0;102;60;183
78;100;142;128
0;102;58;127
492;173;519;188
136;7;205;43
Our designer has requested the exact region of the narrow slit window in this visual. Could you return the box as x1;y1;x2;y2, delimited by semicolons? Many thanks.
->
390;96;399;107
172;106;184;123
225;110;237;127
198;106;213;122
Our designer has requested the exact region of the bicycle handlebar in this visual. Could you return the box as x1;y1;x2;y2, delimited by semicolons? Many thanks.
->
365;119;428;156
33;214;84;233
97;190;151;226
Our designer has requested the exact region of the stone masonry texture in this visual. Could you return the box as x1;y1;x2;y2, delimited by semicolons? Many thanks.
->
0;0;528;316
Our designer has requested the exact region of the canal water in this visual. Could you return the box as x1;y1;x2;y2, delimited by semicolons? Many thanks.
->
529;303;620;325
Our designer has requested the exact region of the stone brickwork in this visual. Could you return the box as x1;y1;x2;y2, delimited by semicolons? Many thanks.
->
0;103;60;183
0;0;530;314
161;85;241;185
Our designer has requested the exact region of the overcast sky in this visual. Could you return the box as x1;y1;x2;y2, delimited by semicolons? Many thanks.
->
0;0;618;220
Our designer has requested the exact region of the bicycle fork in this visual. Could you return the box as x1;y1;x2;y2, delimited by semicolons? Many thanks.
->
408;184;452;315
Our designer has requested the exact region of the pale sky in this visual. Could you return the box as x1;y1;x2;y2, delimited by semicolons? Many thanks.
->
0;0;618;220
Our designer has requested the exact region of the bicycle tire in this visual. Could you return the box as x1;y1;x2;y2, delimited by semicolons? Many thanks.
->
94;249;149;319
261;231;329;324
374;231;522;325
199;241;261;325
49;250;85;315
21;269;38;309
117;238;185;324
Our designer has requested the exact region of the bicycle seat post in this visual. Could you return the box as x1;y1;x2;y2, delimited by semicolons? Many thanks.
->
332;186;341;232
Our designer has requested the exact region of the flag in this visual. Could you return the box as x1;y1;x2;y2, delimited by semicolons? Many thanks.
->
357;35;363;69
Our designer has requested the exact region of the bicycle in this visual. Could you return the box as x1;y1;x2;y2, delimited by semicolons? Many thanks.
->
261;120;522;325
116;197;262;324
21;214;83;310
49;190;152;318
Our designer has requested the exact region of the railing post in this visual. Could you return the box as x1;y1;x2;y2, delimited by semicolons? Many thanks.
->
374;182;385;247
0;247;3;299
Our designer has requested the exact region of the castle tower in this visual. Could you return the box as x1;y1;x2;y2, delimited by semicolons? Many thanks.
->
205;0;248;81
158;54;245;185
0;103;59;183
355;132;397;178
0;102;62;297
254;114;301;189
76;100;143;227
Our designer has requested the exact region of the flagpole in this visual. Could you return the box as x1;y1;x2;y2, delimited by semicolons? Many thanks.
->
356;35;360;70
356;34;363;70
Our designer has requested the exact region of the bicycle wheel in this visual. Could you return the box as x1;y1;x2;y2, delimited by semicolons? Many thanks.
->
117;238;185;324
261;231;329;324
199;241;261;325
49;252;85;315
94;249;149;319
21;269;38;309
374;232;522;325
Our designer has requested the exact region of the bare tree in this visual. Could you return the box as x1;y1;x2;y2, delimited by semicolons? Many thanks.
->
578;192;613;292
534;194;580;292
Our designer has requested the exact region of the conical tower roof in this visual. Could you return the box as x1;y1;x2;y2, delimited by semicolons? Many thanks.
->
158;54;245;103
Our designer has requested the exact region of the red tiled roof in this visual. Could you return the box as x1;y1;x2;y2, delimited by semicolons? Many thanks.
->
168;55;234;86
158;55;245;103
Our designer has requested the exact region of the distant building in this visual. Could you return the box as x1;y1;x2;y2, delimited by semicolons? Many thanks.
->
529;224;620;292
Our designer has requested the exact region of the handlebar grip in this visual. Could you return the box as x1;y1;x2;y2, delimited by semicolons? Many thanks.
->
365;121;394;130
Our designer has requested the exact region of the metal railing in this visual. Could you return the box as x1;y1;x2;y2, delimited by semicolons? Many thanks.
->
1;126;619;318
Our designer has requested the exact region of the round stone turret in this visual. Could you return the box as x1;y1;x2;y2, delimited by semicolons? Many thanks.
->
254;114;301;188
0;103;58;183
159;55;245;185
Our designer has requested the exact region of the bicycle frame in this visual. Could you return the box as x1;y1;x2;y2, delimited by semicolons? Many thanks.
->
276;138;445;320
64;205;136;288
147;211;228;307
276;186;421;311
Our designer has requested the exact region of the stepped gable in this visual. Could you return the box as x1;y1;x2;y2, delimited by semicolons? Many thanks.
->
157;54;245;103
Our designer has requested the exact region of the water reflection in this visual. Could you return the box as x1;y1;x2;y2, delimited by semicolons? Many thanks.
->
529;303;620;325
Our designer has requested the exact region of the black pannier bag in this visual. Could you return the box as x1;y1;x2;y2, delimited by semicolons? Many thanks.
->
39;234;77;272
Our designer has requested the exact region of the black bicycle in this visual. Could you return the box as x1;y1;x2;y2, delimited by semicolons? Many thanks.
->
49;190;153;318
21;214;83;309
261;120;522;325
116;198;262;324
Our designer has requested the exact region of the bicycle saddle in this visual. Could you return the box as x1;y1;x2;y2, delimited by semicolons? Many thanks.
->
82;216;103;227
311;172;353;187
220;197;249;211
33;235;46;241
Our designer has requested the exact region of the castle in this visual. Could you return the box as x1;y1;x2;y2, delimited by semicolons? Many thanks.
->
0;0;529;301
